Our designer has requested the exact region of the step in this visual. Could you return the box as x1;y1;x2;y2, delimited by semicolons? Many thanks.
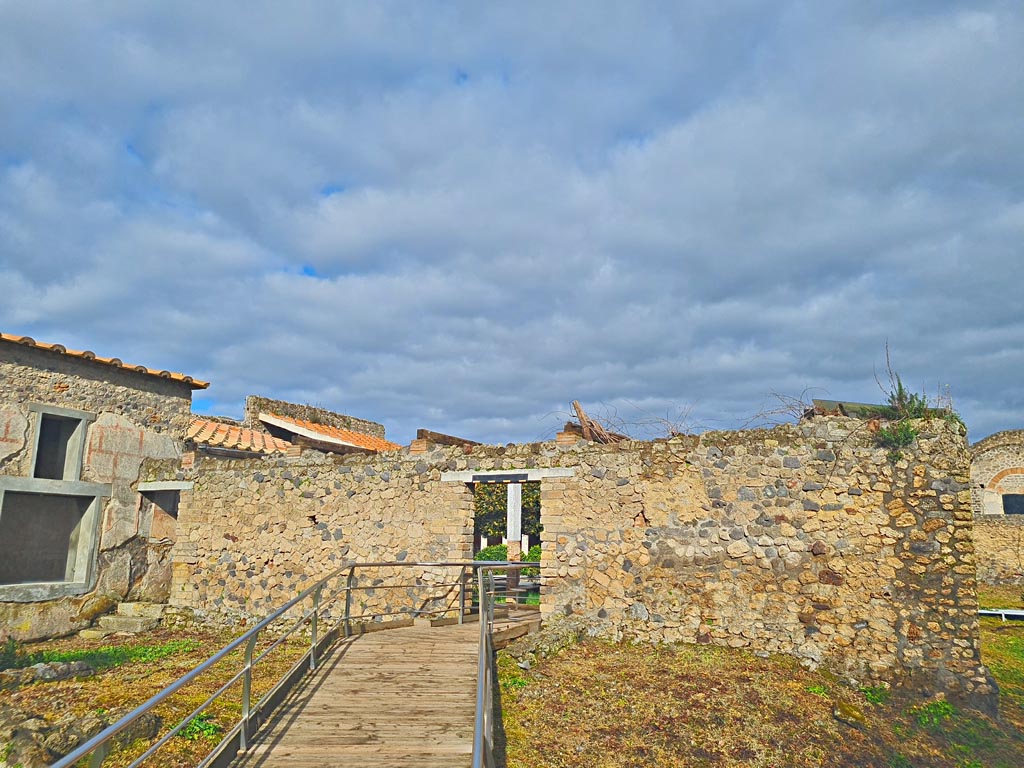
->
97;615;158;633
78;627;116;640
116;602;167;620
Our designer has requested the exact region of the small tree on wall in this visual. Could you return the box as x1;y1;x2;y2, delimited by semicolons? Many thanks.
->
473;482;541;539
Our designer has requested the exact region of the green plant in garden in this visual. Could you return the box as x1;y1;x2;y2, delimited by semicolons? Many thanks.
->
861;685;891;705
912;699;954;729
3;639;201;672
473;482;542;538
0;636;24;671
179;713;223;741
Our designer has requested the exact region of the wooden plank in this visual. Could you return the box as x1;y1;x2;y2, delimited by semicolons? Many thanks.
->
415;429;480;447
232;623;480;768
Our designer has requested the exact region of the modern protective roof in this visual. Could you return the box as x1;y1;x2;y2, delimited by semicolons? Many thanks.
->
1;332;209;389
260;412;402;452
187;418;293;454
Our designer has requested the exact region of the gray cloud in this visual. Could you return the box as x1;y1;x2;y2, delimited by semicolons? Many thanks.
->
1;1;1022;446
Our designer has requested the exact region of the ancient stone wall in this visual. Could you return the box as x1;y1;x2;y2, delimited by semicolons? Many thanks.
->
974;516;1024;584
170;450;474;618
172;416;994;706
0;342;192;640
970;430;1024;516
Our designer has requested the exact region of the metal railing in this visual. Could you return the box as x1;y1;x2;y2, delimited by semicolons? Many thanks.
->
472;561;540;768
51;559;500;768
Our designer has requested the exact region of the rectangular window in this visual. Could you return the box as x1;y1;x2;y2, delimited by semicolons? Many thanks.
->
34;414;83;480
0;404;107;601
30;404;92;481
0;492;95;585
1003;494;1024;515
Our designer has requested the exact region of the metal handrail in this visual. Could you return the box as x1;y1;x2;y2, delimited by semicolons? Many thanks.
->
50;559;493;768
472;561;540;768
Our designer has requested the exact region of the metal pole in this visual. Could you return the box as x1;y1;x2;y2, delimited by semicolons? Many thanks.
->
310;584;324;671
344;566;356;638
87;742;109;768
240;632;258;752
458;565;467;624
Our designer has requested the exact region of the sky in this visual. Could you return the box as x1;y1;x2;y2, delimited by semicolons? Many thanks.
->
1;1;1022;446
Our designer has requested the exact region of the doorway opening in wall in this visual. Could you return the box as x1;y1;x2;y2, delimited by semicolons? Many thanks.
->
0;492;95;585
472;481;541;555
472;480;542;605
1003;494;1024;515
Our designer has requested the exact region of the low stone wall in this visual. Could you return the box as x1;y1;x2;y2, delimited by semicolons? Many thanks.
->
171;416;995;708
974;515;1024;584
171;450;474;618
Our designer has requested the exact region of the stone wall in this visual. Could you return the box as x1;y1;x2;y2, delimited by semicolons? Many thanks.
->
0;342;193;640
243;395;386;439
974;516;1024;584
171;416;994;707
970;430;1024;516
170;450;473;618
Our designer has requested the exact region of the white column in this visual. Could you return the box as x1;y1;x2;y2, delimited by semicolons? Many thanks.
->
506;482;522;554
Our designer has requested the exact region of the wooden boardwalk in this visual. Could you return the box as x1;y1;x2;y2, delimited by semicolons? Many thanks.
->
233;622;480;768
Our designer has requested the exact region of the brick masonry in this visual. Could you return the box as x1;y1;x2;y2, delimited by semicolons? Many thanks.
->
0;342;193;640
172;415;995;708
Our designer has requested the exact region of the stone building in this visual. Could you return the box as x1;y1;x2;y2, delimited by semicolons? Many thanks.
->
969;430;1024;584
970;430;1024;516
0;333;206;640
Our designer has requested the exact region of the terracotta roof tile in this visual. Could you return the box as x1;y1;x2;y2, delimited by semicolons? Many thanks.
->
261;412;401;452
1;332;209;389
187;418;293;454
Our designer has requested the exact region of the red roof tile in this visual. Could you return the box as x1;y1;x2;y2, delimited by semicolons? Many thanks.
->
260;412;401;452
187;418;293;454
1;332;209;389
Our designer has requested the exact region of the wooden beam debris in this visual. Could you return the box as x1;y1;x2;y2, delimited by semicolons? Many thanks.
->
410;428;480;454
569;401;628;444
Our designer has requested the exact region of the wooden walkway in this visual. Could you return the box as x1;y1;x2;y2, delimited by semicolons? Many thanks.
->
233;622;480;768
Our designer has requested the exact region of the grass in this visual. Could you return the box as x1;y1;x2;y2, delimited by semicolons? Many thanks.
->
0;627;309;768
498;628;1024;768
978;584;1024;610
0;638;201;672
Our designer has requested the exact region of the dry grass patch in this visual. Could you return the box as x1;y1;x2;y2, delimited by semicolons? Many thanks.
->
978;584;1024;610
1;626;309;767
498;635;1024;768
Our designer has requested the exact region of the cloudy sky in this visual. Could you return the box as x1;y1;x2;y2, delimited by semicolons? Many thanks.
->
1;2;1022;445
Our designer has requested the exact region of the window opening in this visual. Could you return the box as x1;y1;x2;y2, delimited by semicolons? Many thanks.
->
1003;494;1024;515
33;412;85;480
0;492;94;585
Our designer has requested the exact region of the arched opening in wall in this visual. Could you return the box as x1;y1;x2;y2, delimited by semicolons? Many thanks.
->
1003;494;1024;515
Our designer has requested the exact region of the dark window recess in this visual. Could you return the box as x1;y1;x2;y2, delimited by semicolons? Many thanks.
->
34;414;80;480
0;492;92;585
1003;494;1024;515
143;490;180;519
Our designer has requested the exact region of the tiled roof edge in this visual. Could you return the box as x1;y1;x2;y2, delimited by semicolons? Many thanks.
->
1;332;209;389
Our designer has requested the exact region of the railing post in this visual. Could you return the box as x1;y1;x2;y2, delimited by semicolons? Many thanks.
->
344;566;356;638
458;564;467;624
310;583;324;671
240;631;259;752
87;742;109;768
